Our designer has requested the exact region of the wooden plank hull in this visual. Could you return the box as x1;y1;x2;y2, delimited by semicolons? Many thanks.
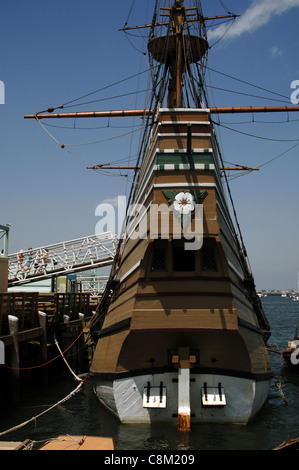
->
90;108;272;424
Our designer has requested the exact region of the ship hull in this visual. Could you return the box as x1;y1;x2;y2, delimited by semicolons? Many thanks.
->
93;371;271;424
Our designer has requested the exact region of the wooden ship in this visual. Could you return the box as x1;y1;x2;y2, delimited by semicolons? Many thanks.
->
88;0;273;429
24;0;299;429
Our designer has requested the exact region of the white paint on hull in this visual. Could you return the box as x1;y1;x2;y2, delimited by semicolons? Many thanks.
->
93;372;271;425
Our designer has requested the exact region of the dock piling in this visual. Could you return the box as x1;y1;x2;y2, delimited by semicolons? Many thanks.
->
8;315;20;402
0;292;97;402
38;311;48;387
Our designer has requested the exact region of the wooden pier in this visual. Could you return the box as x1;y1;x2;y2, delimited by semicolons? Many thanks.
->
0;439;31;450
0;292;97;403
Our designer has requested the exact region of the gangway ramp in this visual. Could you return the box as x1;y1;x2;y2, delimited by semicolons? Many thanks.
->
8;232;118;287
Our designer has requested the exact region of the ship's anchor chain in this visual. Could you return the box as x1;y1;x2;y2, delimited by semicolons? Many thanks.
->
273;374;288;405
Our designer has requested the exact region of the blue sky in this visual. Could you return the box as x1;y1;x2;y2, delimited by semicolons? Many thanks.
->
1;0;299;290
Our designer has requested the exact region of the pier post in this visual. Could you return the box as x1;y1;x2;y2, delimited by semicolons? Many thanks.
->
78;313;88;373
78;312;85;323
38;311;48;387
8;315;20;402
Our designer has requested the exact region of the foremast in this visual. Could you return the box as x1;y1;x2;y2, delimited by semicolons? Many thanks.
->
148;0;208;108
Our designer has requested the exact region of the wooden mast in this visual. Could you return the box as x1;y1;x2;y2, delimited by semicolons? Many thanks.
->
169;1;184;107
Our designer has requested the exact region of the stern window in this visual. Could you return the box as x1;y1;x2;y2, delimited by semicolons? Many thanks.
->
151;247;166;271
201;247;217;271
173;246;195;271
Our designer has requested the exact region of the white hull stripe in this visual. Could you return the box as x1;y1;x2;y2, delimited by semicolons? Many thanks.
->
157;133;211;138
157;148;212;153
136;159;215;202
153;183;216;188
154;163;215;170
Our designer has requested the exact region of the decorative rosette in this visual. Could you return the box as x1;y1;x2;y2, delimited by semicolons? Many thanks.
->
162;189;207;228
173;192;195;215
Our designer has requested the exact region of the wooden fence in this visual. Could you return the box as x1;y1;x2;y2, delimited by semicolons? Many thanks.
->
0;292;92;336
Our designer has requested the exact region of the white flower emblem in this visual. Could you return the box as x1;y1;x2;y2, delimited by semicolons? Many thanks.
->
172;192;195;215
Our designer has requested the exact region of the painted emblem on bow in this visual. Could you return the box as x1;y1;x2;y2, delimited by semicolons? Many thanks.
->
162;190;207;228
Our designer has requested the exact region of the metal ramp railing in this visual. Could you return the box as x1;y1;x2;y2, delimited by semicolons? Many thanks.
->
8;232;118;287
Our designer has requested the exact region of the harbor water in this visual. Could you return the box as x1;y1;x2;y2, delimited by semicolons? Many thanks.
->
1;296;299;451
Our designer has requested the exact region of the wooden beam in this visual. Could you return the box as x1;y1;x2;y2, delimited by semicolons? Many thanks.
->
24;109;154;119
118;14;240;31
87;165;258;171
210;106;299;114
24;106;299;120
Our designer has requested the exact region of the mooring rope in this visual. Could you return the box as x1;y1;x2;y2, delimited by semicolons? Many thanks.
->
274;374;288;405
0;378;87;438
54;335;83;382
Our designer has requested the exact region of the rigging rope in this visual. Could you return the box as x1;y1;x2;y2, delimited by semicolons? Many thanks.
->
56;69;152;110
63;126;143;147
190;11;250;273
218;0;232;14
206;84;291;105
63;88;151;110
215;116;299;125
213;120;299;142
208;17;236;48
206;65;291;101
123;0;136;27
228;141;299;182
34;115;137;183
